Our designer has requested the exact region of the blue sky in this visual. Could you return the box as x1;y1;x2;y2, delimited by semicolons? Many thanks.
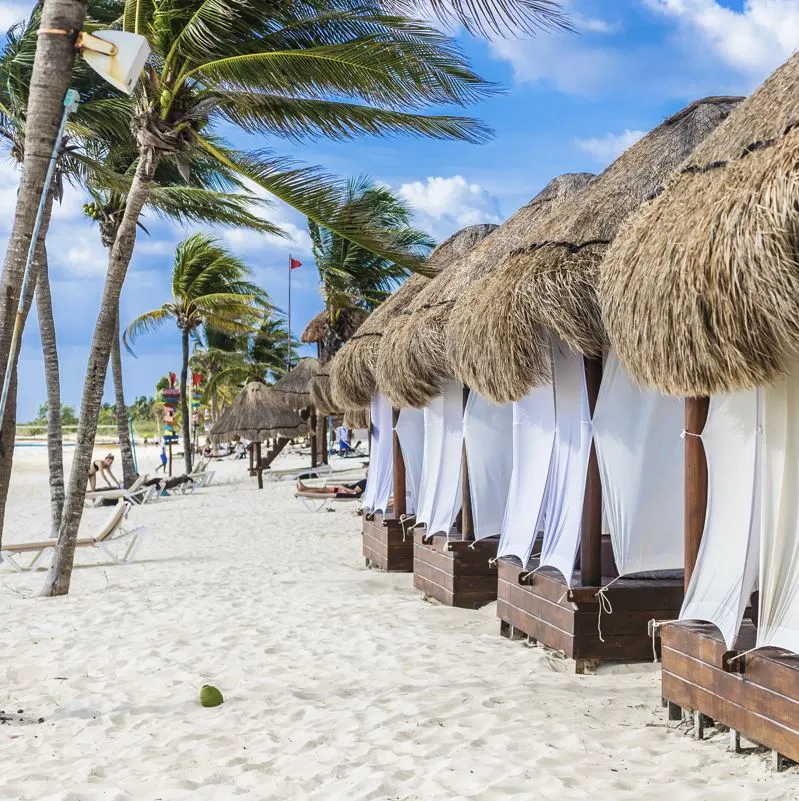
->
1;0;797;421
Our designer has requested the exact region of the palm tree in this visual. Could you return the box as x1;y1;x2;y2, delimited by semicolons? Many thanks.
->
308;175;434;361
124;234;269;473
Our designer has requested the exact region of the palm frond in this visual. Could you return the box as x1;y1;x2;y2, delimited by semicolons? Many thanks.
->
123;308;173;354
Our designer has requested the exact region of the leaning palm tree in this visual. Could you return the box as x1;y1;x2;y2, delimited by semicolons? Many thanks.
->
124;234;270;474
308;175;434;361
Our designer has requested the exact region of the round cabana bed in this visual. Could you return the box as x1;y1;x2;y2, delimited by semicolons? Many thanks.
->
447;96;741;664
600;53;799;762
376;177;594;608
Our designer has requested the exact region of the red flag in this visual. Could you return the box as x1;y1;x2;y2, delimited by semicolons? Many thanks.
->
289;257;302;270
192;372;203;387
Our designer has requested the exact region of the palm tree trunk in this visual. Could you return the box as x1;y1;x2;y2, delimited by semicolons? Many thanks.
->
180;327;193;475
36;246;64;539
43;152;159;597
112;309;137;486
0;0;86;548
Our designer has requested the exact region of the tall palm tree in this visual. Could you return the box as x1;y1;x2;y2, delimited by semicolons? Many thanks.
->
46;0;508;596
124;234;269;473
308;175;433;361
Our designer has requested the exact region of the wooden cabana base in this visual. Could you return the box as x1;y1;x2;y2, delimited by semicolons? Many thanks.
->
412;529;498;609
661;621;799;766
363;512;413;572
497;556;684;671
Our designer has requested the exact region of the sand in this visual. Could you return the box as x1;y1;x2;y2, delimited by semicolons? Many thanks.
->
0;445;796;800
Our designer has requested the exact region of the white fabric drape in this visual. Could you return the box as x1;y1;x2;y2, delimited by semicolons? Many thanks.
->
395;407;425;515
756;366;799;653
496;383;556;564
416;380;463;536
539;340;591;583
592;350;685;576
463;393;514;541
679;390;761;649
361;393;394;514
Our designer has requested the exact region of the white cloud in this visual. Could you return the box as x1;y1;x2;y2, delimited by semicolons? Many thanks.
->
646;0;799;76
575;129;646;165
398;175;502;241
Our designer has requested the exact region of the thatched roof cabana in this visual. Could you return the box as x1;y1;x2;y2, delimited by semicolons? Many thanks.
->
376;175;594;408
271;358;319;412
447;96;742;404
600;54;799;397
343;407;370;430
309;362;338;415
330;225;495;409
301;308;369;346
210;382;306;441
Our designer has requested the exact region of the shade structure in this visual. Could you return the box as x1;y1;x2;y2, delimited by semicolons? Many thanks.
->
600;54;799;398
343;406;370;430
361;393;393;514
210;382;306;441
330;225;496;410
309;363;337;415
301;311;329;344
378;175;594;409
448;96;741;405
271;358;319;412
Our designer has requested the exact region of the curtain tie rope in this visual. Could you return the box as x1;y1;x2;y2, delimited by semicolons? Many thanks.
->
594;576;622;643
680;430;702;439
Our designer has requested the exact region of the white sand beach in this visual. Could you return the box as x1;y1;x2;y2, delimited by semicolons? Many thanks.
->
1;446;797;800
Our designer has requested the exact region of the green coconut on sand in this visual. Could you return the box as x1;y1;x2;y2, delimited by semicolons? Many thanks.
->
200;685;224;707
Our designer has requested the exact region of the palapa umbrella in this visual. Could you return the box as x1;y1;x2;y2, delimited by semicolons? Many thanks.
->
271;358;320;412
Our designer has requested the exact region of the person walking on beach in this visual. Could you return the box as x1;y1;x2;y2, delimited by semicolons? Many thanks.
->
87;454;120;491
156;441;168;473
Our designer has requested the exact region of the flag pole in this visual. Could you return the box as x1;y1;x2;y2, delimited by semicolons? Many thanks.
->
287;253;292;371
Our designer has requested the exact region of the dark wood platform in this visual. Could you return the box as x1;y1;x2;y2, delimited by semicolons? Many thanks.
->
497;557;684;669
662;621;799;764
362;512;414;572
412;530;498;608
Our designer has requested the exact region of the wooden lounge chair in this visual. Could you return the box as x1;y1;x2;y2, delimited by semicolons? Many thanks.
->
85;474;157;507
1;500;147;572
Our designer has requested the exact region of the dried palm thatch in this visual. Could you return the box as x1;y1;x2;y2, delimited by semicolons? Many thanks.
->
344;406;370;430
301;308;369;347
601;54;799;396
301;311;329;344
377;175;594;408
271;358;320;411
448;96;742;404
309;362;338;415
210;382;306;441
330;225;495;409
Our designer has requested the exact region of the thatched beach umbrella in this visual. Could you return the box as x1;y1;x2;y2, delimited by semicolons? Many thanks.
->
600;54;799;397
309;362;338;415
377;175;594;408
448;96;742;405
211;381;306;487
271;357;320;412
330;225;493;410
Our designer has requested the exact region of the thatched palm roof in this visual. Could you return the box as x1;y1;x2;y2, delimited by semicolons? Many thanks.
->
344;407;370;430
301;311;328;344
330;224;496;409
301;308;369;345
210;382;306;441
447;96;742;404
600;54;799;396
270;357;320;411
376;175;594;408
309;362;338;415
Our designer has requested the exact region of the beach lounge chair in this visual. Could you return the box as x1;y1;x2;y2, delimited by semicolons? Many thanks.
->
265;463;333;483
187;458;215;488
294;490;363;512
1;500;147;572
85;474;157;507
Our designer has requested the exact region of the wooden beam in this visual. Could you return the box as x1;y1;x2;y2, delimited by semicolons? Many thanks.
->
580;355;603;587
684;396;709;592
461;387;475;542
392;408;406;519
309;410;318;467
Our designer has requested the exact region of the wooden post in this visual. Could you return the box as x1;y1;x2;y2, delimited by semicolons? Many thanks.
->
310;410;318;467
684;397;709;592
255;440;263;489
248;441;254;474
321;416;329;465
392;408;406;519
580;356;603;587
461;387;474;542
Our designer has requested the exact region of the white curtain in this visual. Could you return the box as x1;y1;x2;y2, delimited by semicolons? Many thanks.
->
362;393;394;514
463;393;514;541
416;380;463;536
539;340;592;583
395;407;425;515
592;350;685;576
496;382;556;564
679;390;761;649
756;365;799;653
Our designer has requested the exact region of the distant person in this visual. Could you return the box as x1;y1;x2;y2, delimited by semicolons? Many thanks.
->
296;477;366;498
156;441;168;473
335;424;349;452
88;454;120;491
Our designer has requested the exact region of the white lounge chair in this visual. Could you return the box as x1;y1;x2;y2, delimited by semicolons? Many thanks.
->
187;458;215;488
1;500;147;572
266;463;333;483
85;474;157;506
294;490;363;513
